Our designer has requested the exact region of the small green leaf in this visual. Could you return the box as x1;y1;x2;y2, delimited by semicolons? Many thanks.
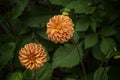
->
84;33;98;48
75;17;89;31
100;37;116;55
6;71;23;80
52;43;83;69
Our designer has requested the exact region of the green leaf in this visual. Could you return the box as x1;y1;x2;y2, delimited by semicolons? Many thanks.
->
23;70;34;80
75;17;89;31
52;43;83;69
0;42;15;69
65;78;76;80
49;0;72;6
92;45;106;60
94;67;109;80
100;37;116;55
36;28;49;40
22;15;51;27
84;33;98;48
73;32;79;42
101;27;117;37
90;18;97;32
66;0;96;14
6;71;23;80
11;0;29;19
37;63;52;80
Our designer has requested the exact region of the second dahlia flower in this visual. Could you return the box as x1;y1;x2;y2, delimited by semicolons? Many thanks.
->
19;43;47;70
46;15;74;43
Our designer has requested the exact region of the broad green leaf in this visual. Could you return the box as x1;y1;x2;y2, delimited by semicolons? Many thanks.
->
37;63;52;80
75;17;89;31
66;0;96;14
100;37;116;55
11;0;29;19
52;43;83;69
94;67;109;80
92;46;106;60
6;71;22;80
0;42;15;69
84;33;98;48
101;27;117;37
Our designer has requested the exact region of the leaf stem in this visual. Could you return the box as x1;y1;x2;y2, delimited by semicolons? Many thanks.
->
71;39;87;80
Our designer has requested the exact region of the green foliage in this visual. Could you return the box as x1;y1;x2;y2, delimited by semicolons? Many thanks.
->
66;0;96;14
52;43;82;69
0;42;15;69
94;67;109;80
6;71;23;80
10;0;29;19
75;16;89;31
84;33;98;48
0;0;120;80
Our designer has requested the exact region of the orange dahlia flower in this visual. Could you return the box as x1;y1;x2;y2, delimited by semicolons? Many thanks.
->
19;43;47;70
46;15;74;43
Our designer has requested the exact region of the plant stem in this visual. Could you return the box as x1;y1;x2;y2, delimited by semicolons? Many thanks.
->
71;39;87;80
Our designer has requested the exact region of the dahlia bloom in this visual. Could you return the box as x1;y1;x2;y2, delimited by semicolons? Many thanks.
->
19;43;47;70
46;15;74;43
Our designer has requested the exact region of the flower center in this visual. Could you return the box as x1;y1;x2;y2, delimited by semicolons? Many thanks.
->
29;55;36;61
56;24;62;30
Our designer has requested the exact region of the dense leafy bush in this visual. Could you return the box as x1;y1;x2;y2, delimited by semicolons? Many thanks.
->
0;0;120;80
